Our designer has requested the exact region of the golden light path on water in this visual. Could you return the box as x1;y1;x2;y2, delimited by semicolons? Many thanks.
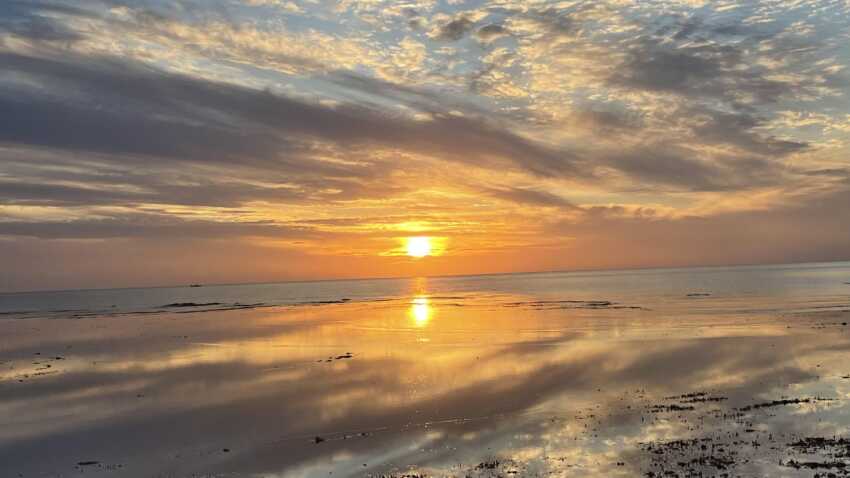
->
409;296;431;327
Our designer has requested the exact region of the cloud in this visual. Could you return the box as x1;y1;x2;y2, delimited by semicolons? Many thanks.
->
608;35;795;108
431;16;475;41
0;1;91;43
475;24;508;42
0;214;314;240
0;176;322;208
566;109;644;135
483;186;576;208
0;51;581;180
0;0;848;290
689;108;808;156
603;145;789;192
549;186;850;269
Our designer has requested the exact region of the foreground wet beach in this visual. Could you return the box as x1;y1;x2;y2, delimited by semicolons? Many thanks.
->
2;269;850;477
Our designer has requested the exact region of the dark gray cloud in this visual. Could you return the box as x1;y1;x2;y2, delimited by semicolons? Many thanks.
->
671;17;702;41
570;109;644;134
475;24;508;42
653;15;765;42
0;51;581;181
433;16;475;41
483;186;576;208
0;177;324;208
612;44;727;95
608;24;803;109
0;181;138;207
0;1;93;42
604;145;787;192
0;154;415;209
0;48;586;221
605;147;722;191
690;108;808;156
0;214;314;240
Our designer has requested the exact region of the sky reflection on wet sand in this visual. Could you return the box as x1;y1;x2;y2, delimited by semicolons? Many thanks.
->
2;289;850;477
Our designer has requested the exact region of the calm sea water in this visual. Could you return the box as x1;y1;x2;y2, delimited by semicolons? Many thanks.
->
1;261;849;319
3;261;850;477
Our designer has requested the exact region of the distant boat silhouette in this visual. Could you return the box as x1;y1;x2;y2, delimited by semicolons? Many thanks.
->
189;284;203;288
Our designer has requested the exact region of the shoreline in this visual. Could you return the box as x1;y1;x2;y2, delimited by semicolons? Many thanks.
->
2;271;850;476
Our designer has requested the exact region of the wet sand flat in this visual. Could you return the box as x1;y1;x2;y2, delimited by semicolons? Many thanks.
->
2;290;850;477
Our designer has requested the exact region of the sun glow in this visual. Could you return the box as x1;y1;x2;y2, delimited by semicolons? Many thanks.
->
406;236;432;258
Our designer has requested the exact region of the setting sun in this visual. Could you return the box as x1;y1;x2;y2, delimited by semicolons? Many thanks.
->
406;237;432;258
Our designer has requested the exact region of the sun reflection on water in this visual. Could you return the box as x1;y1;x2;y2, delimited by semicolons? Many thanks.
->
410;296;431;327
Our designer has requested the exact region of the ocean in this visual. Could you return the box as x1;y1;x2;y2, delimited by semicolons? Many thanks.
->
2;261;849;319
2;261;850;477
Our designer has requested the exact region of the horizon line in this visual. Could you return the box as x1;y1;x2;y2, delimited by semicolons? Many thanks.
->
3;258;849;296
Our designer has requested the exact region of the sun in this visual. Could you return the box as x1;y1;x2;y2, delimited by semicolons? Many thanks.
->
406;236;432;258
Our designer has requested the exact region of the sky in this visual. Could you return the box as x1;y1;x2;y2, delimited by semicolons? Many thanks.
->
1;0;849;292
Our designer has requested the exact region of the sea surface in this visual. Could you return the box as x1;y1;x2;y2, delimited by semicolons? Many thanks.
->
3;261;850;319
2;262;850;477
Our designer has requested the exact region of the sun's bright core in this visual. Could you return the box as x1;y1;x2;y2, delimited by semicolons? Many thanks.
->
406;237;432;258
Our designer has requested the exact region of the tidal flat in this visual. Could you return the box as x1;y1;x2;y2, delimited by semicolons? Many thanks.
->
2;264;850;477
